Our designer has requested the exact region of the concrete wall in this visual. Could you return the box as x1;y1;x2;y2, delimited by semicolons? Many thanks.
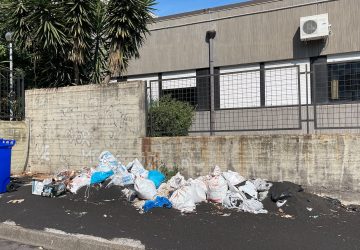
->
127;0;360;75
25;82;146;173
142;134;360;204
0;121;28;174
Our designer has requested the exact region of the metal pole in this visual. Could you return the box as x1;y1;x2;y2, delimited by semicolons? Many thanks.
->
207;30;216;136
209;38;215;135
9;42;13;121
305;64;310;134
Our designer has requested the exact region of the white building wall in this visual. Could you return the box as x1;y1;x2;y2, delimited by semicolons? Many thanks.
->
162;70;197;90
265;59;311;106
219;64;260;109
128;74;159;100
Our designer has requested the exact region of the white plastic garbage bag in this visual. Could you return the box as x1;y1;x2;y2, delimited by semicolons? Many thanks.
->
188;179;207;204
168;173;187;190
222;170;246;186
223;191;244;209
157;183;172;197
238;181;258;199
207;175;228;203
69;174;91;194
250;178;273;192
129;159;148;178
169;186;196;213
240;198;268;214
97;151;121;172
107;172;134;187
258;191;269;201
134;177;157;200
211;165;222;176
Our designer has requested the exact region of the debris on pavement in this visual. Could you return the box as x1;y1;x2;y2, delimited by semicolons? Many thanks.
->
7;199;24;204
28;151;345;217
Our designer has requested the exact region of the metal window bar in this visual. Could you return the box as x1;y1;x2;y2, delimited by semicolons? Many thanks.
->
313;61;360;129
147;65;302;136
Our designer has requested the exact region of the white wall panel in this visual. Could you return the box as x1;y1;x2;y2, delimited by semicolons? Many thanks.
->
162;70;197;90
265;59;310;106
219;64;260;109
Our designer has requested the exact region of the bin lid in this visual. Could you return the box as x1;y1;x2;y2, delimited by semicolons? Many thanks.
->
0;139;16;148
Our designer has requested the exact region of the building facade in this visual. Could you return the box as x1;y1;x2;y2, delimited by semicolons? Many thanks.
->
123;0;360;135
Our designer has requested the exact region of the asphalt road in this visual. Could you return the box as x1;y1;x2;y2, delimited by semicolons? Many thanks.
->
0;182;359;250
0;239;43;250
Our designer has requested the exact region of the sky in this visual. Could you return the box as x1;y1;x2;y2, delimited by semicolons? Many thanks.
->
154;0;249;17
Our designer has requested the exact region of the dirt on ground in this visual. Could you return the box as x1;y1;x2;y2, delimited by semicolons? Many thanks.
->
0;179;359;250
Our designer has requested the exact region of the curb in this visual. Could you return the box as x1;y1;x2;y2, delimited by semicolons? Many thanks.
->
0;223;145;250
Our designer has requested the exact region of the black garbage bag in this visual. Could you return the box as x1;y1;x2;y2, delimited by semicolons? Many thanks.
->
270;182;304;202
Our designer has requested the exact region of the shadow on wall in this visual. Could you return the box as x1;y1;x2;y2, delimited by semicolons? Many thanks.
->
292;28;327;59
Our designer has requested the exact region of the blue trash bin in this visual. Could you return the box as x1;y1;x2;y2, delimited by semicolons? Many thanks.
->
0;139;16;194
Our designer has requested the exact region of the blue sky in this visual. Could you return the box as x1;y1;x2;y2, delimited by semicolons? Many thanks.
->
154;0;248;17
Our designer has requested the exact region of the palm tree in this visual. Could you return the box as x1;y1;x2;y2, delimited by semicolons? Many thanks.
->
5;0;156;87
103;0;155;83
63;0;97;85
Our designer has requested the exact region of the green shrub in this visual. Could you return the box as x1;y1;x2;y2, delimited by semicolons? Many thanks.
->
149;96;195;137
158;163;180;182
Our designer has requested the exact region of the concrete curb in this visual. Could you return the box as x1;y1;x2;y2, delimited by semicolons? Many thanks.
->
0;223;145;250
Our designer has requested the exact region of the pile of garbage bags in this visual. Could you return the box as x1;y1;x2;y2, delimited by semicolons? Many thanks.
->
32;151;273;214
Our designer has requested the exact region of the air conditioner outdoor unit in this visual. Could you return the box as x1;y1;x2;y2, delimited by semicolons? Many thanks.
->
300;14;329;41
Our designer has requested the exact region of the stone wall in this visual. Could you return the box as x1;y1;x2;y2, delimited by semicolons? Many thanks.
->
26;82;146;173
142;135;360;204
0;121;28;174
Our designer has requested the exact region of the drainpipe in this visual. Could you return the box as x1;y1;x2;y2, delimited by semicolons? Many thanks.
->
206;30;216;136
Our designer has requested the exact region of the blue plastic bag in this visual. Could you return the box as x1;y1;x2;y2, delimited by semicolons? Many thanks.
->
90;170;114;185
148;170;165;189
143;196;172;212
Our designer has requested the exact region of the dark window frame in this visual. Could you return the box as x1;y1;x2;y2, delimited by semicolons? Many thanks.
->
327;60;360;103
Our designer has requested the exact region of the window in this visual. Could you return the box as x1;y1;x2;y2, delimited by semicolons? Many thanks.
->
162;87;197;107
328;61;360;102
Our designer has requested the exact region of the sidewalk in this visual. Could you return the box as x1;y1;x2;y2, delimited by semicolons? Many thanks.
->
0;181;359;250
0;238;42;250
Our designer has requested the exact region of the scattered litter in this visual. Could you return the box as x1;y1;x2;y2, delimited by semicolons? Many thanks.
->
7;199;24;204
134;177;157;200
237;181;258;199
31;151;300;216
222;170;246;186
207;166;228;203
90;170;114;185
310;215;319;219
143;196;172;212
168;173;186;190
32;180;45;196
281;214;294;219
129;159;148;178
276;200;287;208
69;174;91;194
307;207;313;212
42;182;67;198
147;170;165;189
170;185;196;213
